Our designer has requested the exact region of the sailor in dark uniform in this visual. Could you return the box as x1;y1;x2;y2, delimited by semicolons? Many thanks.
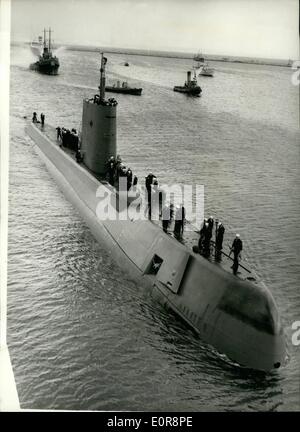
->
145;173;157;217
206;216;213;242
230;234;243;275
75;148;83;163
161;204;171;233
150;180;162;220
215;222;225;251
40;113;45;126
207;216;214;235
198;218;207;251
61;127;66;146
126;168;133;190
32;112;38;123
145;173;156;194
174;205;185;238
115;155;122;180
202;222;211;256
106;156;116;186
56;126;62;141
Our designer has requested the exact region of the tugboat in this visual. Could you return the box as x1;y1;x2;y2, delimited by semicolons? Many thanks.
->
30;28;59;76
173;71;202;96
25;54;287;372
199;63;214;77
106;81;142;96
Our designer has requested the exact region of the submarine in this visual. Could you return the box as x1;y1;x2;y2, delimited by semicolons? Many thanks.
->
25;54;287;372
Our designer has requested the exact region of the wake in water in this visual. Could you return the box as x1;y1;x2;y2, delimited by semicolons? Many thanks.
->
10;43;37;68
53;46;67;56
57;81;98;92
11;44;67;69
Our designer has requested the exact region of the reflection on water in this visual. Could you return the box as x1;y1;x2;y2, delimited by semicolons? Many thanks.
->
7;45;300;410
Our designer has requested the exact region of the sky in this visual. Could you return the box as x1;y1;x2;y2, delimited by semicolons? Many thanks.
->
10;0;299;60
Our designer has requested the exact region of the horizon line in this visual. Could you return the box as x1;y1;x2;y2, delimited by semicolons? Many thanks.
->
11;39;297;66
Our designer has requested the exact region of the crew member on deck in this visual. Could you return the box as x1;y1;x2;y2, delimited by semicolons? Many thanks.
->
145;173;157;217
151;180;166;221
207;216;214;237
76;147;83;163
198;218;207;251
40;113;45;126
115;155;123;180
133;175;138;187
161;203;171;233
106;156;116;186
126;168;133;190
32;112;38;123
145;173;157;195
229;234;243;275
174;204;185;238
56;126;62;141
202;222;211;256
215;222;225;251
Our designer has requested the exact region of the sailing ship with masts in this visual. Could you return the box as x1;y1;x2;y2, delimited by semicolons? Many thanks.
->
193;51;214;77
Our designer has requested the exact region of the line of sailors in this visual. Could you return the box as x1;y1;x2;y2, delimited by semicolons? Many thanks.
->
105;155;138;190
56;126;83;163
198;217;243;274
145;173;186;239
161;203;186;239
92;95;118;107
107;164;244;275
198;216;226;258
145;173;243;274
32;112;45;126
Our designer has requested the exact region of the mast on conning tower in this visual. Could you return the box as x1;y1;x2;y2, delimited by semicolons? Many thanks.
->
99;53;107;102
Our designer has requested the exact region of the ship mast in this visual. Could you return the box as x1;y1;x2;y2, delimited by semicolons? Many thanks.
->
43;28;46;49
99;52;107;102
48;27;51;52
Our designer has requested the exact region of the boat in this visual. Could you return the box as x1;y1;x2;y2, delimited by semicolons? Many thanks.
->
30;35;43;56
124;62;129;66
173;71;202;96
25;54;287;372
193;52;205;63
106;81;142;96
199;63;214;77
29;28;59;76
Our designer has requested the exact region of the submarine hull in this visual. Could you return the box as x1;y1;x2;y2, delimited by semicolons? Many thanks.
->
26;123;287;372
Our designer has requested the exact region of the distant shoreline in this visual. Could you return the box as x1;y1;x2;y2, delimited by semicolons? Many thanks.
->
14;41;295;68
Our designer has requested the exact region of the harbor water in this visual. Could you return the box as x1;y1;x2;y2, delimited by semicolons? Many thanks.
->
7;45;300;410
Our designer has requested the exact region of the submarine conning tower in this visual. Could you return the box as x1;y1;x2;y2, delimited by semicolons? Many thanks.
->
81;53;117;176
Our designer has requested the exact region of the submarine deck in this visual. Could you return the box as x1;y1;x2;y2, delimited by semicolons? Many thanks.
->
34;122;261;286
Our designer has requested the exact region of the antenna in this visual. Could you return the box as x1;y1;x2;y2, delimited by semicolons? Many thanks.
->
99;53;107;102
43;28;46;49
